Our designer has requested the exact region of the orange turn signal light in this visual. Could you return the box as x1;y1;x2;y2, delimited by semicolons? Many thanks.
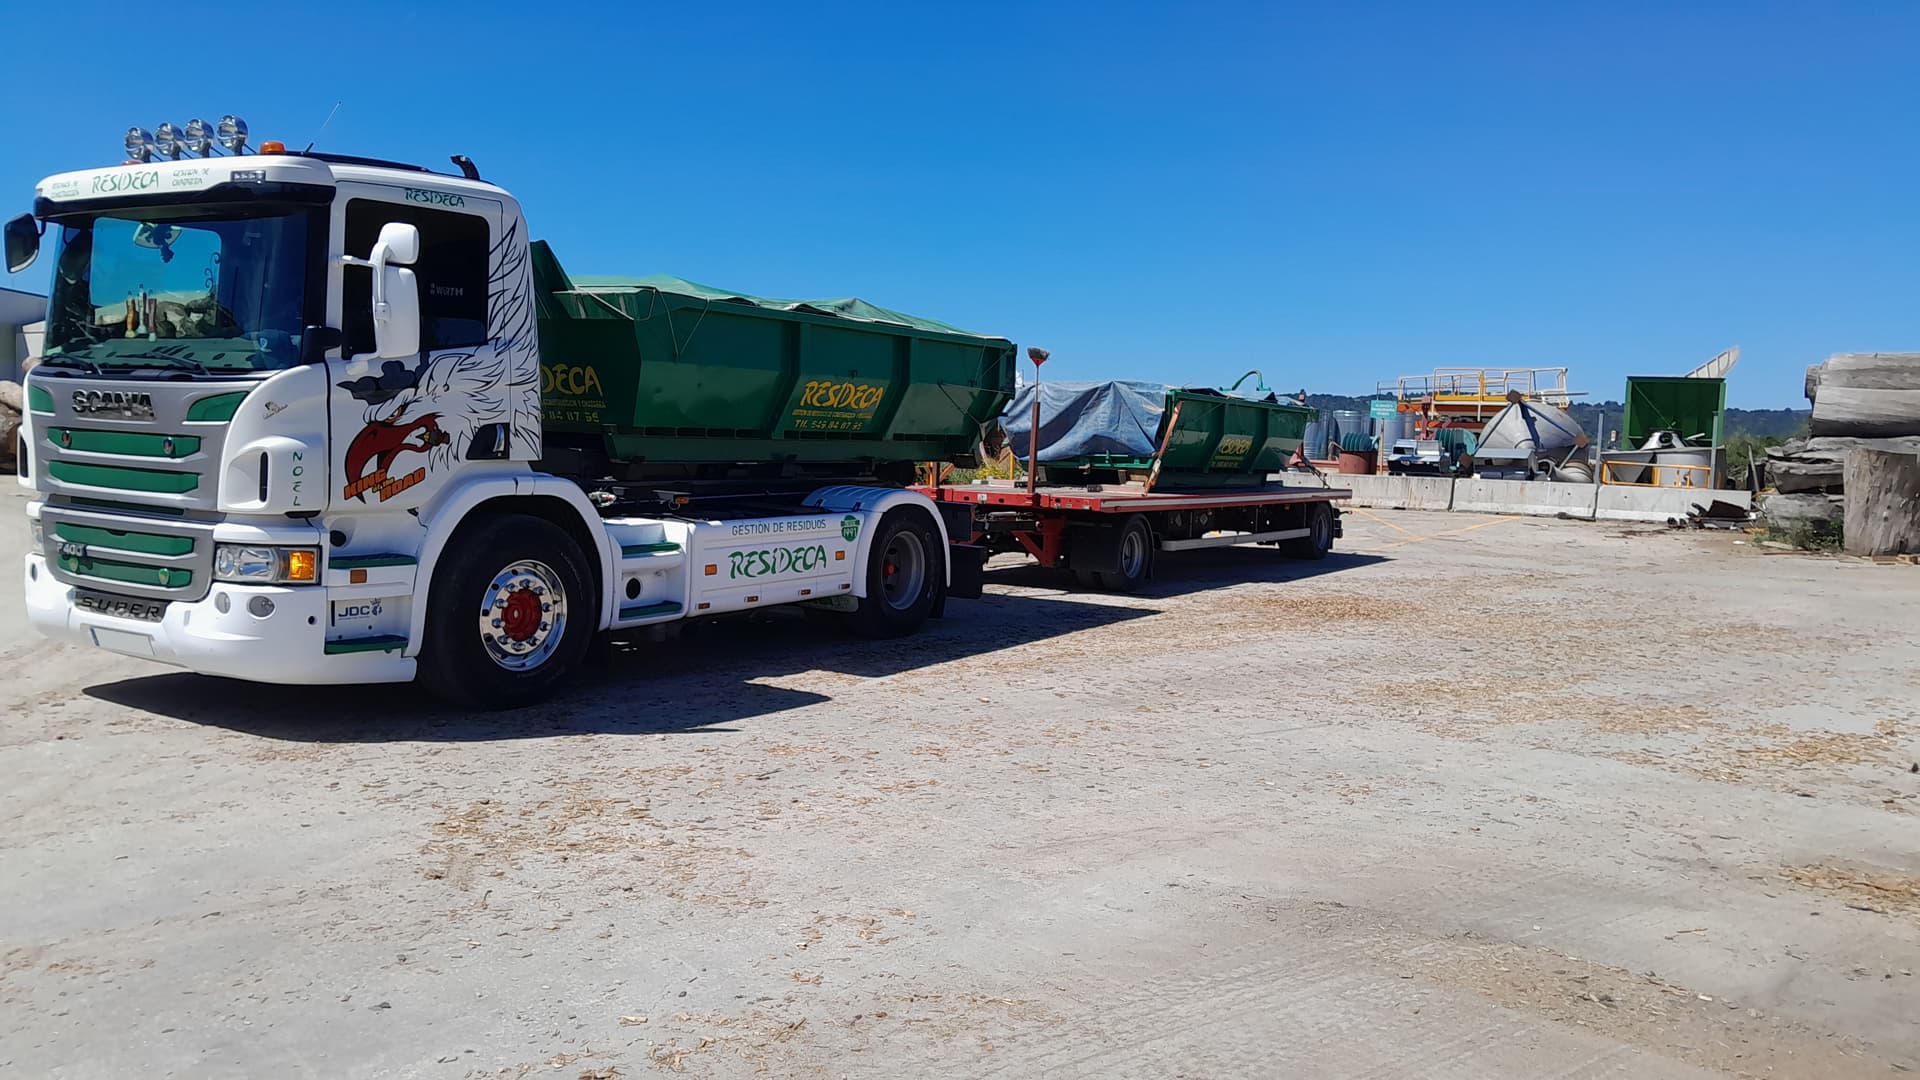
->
284;549;318;582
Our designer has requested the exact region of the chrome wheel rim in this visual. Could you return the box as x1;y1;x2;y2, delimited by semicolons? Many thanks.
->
478;559;567;671
878;531;927;611
1119;527;1147;578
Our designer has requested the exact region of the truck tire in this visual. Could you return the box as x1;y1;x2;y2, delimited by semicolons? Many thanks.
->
1095;515;1154;592
849;508;941;638
1282;502;1335;560
418;514;594;708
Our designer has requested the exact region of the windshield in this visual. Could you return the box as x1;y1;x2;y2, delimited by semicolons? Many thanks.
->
43;206;320;372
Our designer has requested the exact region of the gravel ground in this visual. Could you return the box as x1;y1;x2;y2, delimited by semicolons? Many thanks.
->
4;487;1919;1079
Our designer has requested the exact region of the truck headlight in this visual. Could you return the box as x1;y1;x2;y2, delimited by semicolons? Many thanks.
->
29;517;44;549
213;544;320;584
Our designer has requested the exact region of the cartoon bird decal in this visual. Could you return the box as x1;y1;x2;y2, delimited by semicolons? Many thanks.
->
338;350;504;500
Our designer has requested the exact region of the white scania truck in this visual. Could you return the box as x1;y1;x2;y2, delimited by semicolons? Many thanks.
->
10;122;1015;705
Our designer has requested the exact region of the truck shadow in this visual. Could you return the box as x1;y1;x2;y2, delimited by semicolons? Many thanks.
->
80;549;1382;742
982;547;1388;596
79;593;1153;743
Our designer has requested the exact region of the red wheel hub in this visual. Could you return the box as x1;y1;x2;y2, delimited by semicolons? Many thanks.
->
500;588;542;641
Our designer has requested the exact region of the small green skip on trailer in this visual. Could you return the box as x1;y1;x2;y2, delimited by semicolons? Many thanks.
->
1000;378;1317;487
531;242;1016;477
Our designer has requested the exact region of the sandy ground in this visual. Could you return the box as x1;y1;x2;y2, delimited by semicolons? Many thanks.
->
4;486;1919;1079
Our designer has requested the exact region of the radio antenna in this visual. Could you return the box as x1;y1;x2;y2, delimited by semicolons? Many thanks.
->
304;101;343;153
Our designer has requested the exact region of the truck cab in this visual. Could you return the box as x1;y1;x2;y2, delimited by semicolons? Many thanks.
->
12;126;977;705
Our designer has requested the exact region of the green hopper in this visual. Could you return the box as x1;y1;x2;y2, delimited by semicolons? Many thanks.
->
532;243;1016;473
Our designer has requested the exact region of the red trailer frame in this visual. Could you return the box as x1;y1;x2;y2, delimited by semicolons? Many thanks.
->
916;478;1351;588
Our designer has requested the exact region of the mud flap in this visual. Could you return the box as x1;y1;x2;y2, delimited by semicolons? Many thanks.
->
945;543;989;605
1067;523;1124;574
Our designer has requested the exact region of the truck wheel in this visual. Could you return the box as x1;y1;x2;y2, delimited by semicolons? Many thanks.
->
849;509;940;638
418;514;594;708
1282;503;1335;560
1095;515;1153;592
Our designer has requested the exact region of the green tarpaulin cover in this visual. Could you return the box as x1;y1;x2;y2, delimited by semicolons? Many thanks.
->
531;240;997;340
567;274;981;338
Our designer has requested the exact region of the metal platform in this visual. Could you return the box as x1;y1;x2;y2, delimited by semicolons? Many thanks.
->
921;480;1351;513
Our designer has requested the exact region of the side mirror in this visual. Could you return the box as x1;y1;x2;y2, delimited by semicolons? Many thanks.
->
375;222;419;266
5;213;39;274
356;221;423;359
375;266;419;359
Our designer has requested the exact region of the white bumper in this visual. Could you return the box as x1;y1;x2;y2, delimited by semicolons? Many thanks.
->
24;554;414;686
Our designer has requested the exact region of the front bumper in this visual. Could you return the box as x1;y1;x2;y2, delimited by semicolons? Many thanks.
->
24;554;414;686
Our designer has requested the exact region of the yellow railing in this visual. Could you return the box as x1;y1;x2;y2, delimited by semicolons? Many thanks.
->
1599;459;1717;488
1378;367;1574;406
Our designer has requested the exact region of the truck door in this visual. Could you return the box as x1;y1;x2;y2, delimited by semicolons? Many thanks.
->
328;185;513;511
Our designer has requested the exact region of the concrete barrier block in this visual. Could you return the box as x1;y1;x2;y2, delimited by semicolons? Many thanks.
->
1451;479;1598;519
1594;486;1751;522
1329;474;1455;511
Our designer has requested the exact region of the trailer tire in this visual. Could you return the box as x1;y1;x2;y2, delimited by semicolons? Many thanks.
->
1282;502;1335;560
1095;515;1154;592
849;508;941;638
417;514;595;709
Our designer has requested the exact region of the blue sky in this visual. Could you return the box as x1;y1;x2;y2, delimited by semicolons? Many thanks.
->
4;1;1913;408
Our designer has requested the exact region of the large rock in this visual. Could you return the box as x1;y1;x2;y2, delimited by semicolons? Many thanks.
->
1766;435;1920;493
1758;493;1844;529
1825;352;1920;391
1808;353;1920;437
0;386;18;471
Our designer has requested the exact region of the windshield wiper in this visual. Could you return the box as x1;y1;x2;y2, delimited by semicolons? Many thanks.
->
37;351;105;376
103;345;213;377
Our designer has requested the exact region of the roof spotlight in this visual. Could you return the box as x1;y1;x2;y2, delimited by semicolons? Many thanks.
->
217;115;249;153
154;122;184;159
125;126;156;163
184;118;215;157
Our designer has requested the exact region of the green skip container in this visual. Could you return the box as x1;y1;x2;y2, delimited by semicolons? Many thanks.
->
532;242;1016;471
1011;381;1316;487
1152;387;1316;480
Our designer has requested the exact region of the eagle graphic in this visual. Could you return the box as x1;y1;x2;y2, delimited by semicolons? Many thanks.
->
336;218;542;502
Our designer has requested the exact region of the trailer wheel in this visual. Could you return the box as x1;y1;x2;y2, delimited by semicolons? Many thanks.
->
849;509;941;638
1282;502;1335;560
418;514;594;708
1095;515;1154;592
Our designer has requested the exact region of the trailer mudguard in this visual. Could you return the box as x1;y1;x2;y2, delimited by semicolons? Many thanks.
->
802;486;952;597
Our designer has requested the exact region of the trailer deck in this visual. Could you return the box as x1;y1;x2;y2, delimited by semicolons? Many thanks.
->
918;478;1352;588
920;478;1352;513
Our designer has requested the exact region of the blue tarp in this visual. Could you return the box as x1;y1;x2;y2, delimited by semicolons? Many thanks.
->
1001;381;1170;462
